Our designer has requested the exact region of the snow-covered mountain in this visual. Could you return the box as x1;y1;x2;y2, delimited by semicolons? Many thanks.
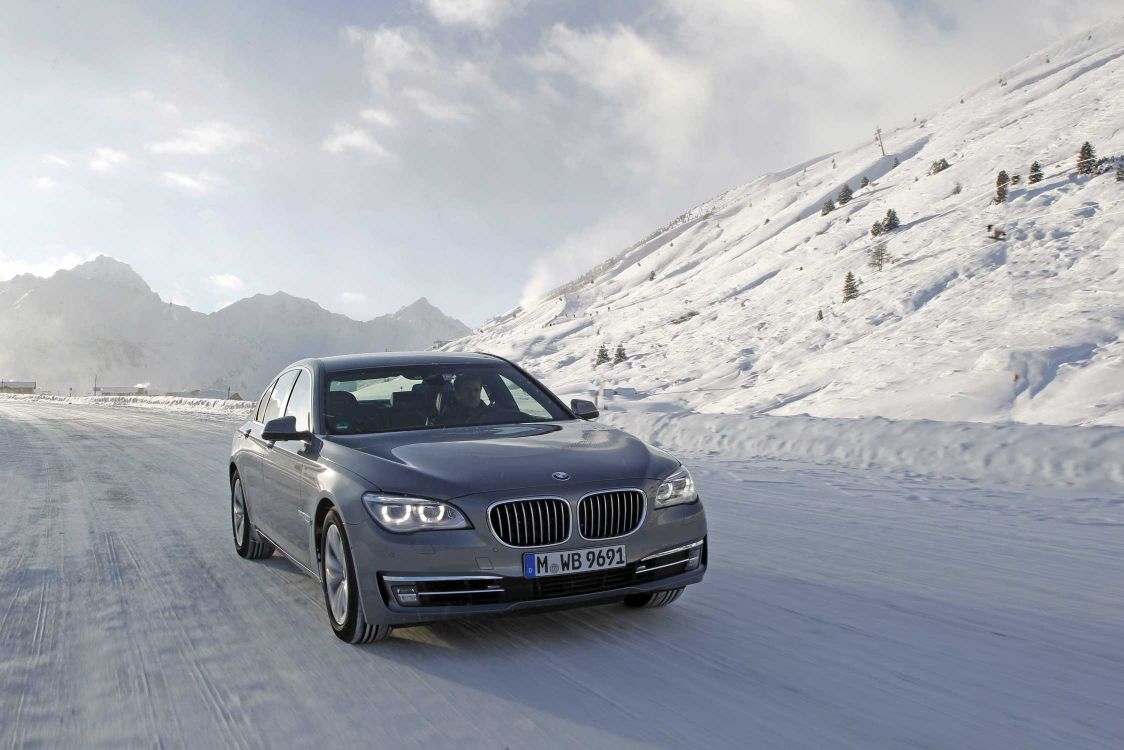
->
0;256;470;395
449;21;1124;427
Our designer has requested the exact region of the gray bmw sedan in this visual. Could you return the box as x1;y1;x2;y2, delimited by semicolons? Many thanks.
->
229;352;707;643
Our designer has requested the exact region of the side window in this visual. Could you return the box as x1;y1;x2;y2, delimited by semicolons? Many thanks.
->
262;370;299;424
255;382;275;423
284;370;312;432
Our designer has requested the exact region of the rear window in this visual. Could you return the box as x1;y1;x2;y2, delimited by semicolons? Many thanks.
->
285;370;312;432
254;383;274;423
263;369;299;424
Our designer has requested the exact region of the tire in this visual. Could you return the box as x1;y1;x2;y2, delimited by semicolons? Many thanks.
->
623;587;685;609
320;510;392;644
232;471;275;560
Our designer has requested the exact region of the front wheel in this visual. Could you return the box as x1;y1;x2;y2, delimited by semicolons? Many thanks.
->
320;510;392;644
623;587;684;608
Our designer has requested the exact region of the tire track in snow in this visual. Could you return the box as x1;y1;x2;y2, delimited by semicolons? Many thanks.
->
3;401;1123;749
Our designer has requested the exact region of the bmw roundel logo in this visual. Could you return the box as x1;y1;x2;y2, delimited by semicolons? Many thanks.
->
552;471;570;481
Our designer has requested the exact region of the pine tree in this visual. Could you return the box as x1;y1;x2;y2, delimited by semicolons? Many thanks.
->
928;158;950;175
842;272;859;302
821;199;835;216
882;208;900;231
1117;164;1124;182
1028;161;1043;184
868;243;891;271
816;309;823;321
1077;141;1096;175
613;344;627;364
860;176;869;188
892;157;900;169
995;170;1009;203
870;221;884;238
595;345;610;366
837;184;853;205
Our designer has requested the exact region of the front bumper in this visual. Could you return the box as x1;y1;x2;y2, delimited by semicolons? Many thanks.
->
347;496;708;627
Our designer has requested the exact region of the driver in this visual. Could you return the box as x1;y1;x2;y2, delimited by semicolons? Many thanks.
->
439;373;490;424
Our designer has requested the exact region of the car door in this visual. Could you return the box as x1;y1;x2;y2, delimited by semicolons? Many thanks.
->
262;368;317;569
250;368;299;542
236;379;277;524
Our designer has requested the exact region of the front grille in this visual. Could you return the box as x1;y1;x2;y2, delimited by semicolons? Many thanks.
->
489;497;570;547
530;566;636;598
578;490;645;539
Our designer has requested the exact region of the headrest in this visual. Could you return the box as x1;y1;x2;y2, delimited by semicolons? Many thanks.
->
392;390;426;409
326;390;359;413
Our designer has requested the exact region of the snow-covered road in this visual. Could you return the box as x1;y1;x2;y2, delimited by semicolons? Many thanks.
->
1;401;1121;748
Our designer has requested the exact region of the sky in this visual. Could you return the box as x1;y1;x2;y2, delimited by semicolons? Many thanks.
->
1;0;1120;326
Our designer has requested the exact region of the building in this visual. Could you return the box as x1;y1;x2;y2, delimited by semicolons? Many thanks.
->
95;386;149;396
0;380;36;394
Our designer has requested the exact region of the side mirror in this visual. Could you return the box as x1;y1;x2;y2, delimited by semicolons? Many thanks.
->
570;398;599;420
262;415;313;442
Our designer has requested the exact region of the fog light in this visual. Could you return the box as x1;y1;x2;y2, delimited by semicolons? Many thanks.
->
393;585;419;605
685;547;702;571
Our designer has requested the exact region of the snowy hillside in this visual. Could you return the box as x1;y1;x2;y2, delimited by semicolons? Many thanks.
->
0;256;470;394
450;21;1124;427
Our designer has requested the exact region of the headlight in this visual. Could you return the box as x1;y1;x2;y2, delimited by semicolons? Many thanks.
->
653;466;697;508
362;493;473;533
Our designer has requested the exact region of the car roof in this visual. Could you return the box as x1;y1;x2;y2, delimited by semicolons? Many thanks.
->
294;351;503;375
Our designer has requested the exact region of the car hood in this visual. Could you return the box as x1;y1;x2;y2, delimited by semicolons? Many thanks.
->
319;420;678;500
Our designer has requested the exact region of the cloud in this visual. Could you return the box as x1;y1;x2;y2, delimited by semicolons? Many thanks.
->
42;154;71;168
31;177;57;191
359;108;396;128
519;212;650;309
322;125;394;159
209;273;244;290
88;147;129;172
131;89;181;117
531;24;711;175
402;87;475;122
0;251;90;281
342;25;494;124
161;171;214;195
148;122;254;155
340;291;367;302
343;26;438;94
418;0;522;30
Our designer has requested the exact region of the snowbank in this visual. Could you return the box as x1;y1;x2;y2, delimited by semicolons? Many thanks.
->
0;392;254;418
603;410;1124;490
5;391;1120;489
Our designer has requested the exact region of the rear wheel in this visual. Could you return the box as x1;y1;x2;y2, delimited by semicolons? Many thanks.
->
623;587;684;608
321;510;392;644
231;472;274;560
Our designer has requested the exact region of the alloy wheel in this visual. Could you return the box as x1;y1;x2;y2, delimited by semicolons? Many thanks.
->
232;478;247;546
323;524;350;624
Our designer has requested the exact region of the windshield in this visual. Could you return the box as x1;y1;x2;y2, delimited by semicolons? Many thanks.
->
323;363;570;435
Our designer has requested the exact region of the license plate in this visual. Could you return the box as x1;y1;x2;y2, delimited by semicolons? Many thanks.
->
523;545;626;578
